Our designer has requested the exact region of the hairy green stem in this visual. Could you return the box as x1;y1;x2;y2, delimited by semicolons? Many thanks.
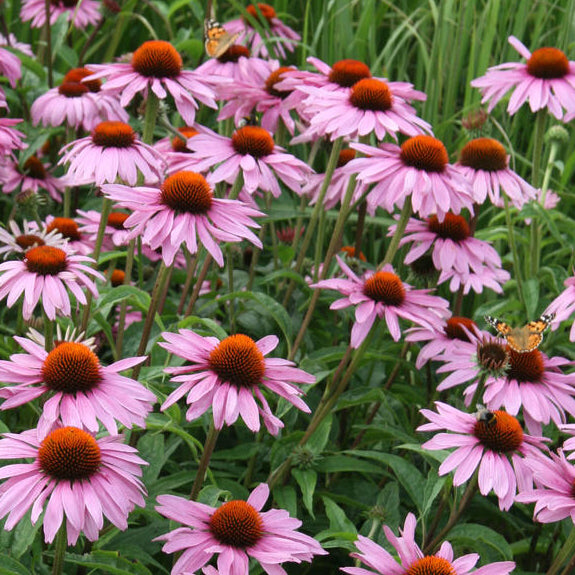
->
378;199;412;269
190;423;220;500
185;255;213;316
51;523;67;575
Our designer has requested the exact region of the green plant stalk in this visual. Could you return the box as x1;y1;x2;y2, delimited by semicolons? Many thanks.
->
190;422;220;500
43;310;54;352
142;92;160;145
282;137;344;307
502;194;526;313
44;0;53;88
468;372;489;411
81;198;112;333
185;255;213;317
116;238;136;358
547;528;575;575
177;251;198;315
378;199;412;269
51;523;67;575
227;245;236;334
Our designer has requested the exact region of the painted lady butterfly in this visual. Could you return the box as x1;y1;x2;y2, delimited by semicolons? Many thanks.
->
204;17;240;59
484;313;555;353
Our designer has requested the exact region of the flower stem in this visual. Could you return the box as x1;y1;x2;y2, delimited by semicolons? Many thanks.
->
378;199;412;269
502;194;526;313
51;523;67;575
43;310;54;352
44;0;53;88
177;251;198;315
531;109;547;190
142;92;160;145
547;527;575;575
190;422;220;500
116;238;136;358
185;255;213;316
468;372;488;410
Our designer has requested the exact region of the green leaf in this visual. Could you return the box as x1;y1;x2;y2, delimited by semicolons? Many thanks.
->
65;550;153;575
198;486;231;507
292;468;317;518
0;555;31;575
307;413;332;454
448;523;513;562
176;315;228;340
273;485;298;518
321;496;357;534
314;455;382;474
421;473;447;518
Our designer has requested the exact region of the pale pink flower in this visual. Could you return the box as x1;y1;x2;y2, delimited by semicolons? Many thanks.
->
159;330;313;435
59;121;164;186
21;0;101;29
342;512;515;575
0;244;102;319
0;34;34;58
102;171;263;267
545;275;575;341
0;220;64;260
224;3;301;59
194;44;258;85
345;139;475;221
418;402;547;510
471;36;575;121
0;47;22;88
76;209;131;252
186;126;313;197
313;256;450;348
394;214;510;294
0;334;155;437
0;118;26;157
0;426;146;544
44;215;97;255
86;40;219;124
155;483;326;574
457;137;537;209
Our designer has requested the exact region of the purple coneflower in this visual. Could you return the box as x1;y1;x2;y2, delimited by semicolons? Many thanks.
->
102;171;263;267
0;426;146;544
186;125;313;197
345;138;475;221
545;275;575;341
0;118;27;157
159;330;313;435
395;213;510;294
76;209;130;252
155;483;326;574
44;216;95;255
20;0;101;29
0;334;155;437
195;44;254;85
342;512;515;575
0;46;22;88
86;40;219;124
457;137;537;209
59;120;164;186
313;256;450;348
471;36;575;121
419;402;547;510
0;220;64;260
224;3;301;59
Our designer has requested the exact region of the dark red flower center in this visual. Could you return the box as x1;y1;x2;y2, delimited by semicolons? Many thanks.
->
64;67;101;92
459;138;507;171
171;126;199;153
46;217;82;242
25;245;67;275
91;121;136;148
506;348;544;383
38;427;101;480
328;59;371;88
244;3;276;25
107;211;129;229
527;47;569;79
265;66;294;99
349;78;392;112
58;81;89;98
23;156;47;180
400;136;448;173
337;148;356;167
110;269;125;286
218;44;251;63
209;500;264;547
51;0;79;7
160;171;213;214
444;317;476;341
477;340;509;372
42;341;102;393
232;126;274;158
208;334;266;388
131;40;183;79
427;213;470;242
405;556;456;575
363;271;406;306
473;410;524;452
16;234;45;250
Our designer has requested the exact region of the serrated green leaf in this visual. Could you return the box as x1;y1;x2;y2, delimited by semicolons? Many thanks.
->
292;468;317;518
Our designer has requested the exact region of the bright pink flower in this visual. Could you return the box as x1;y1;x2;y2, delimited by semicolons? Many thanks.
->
394;214;510;294
342;512;515;575
0;220;64;260
419;402;547;510
472;36;575;120
0;47;22;88
516;449;575;523
155;483;326;574
313;256;450;348
59;121;164;186
159;330;313;435
0;334;155;437
87;40;219;124
0;426;146;544
345;139;475;221
21;0;101;29
457;137;537;209
0;244;102;319
185;126;313;197
545;275;575;340
0;155;68;202
0;118;26;157
102;171;263;267
224;3;301;59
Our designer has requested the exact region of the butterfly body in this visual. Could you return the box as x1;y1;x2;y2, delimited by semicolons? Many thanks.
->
484;313;555;353
204;17;240;58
